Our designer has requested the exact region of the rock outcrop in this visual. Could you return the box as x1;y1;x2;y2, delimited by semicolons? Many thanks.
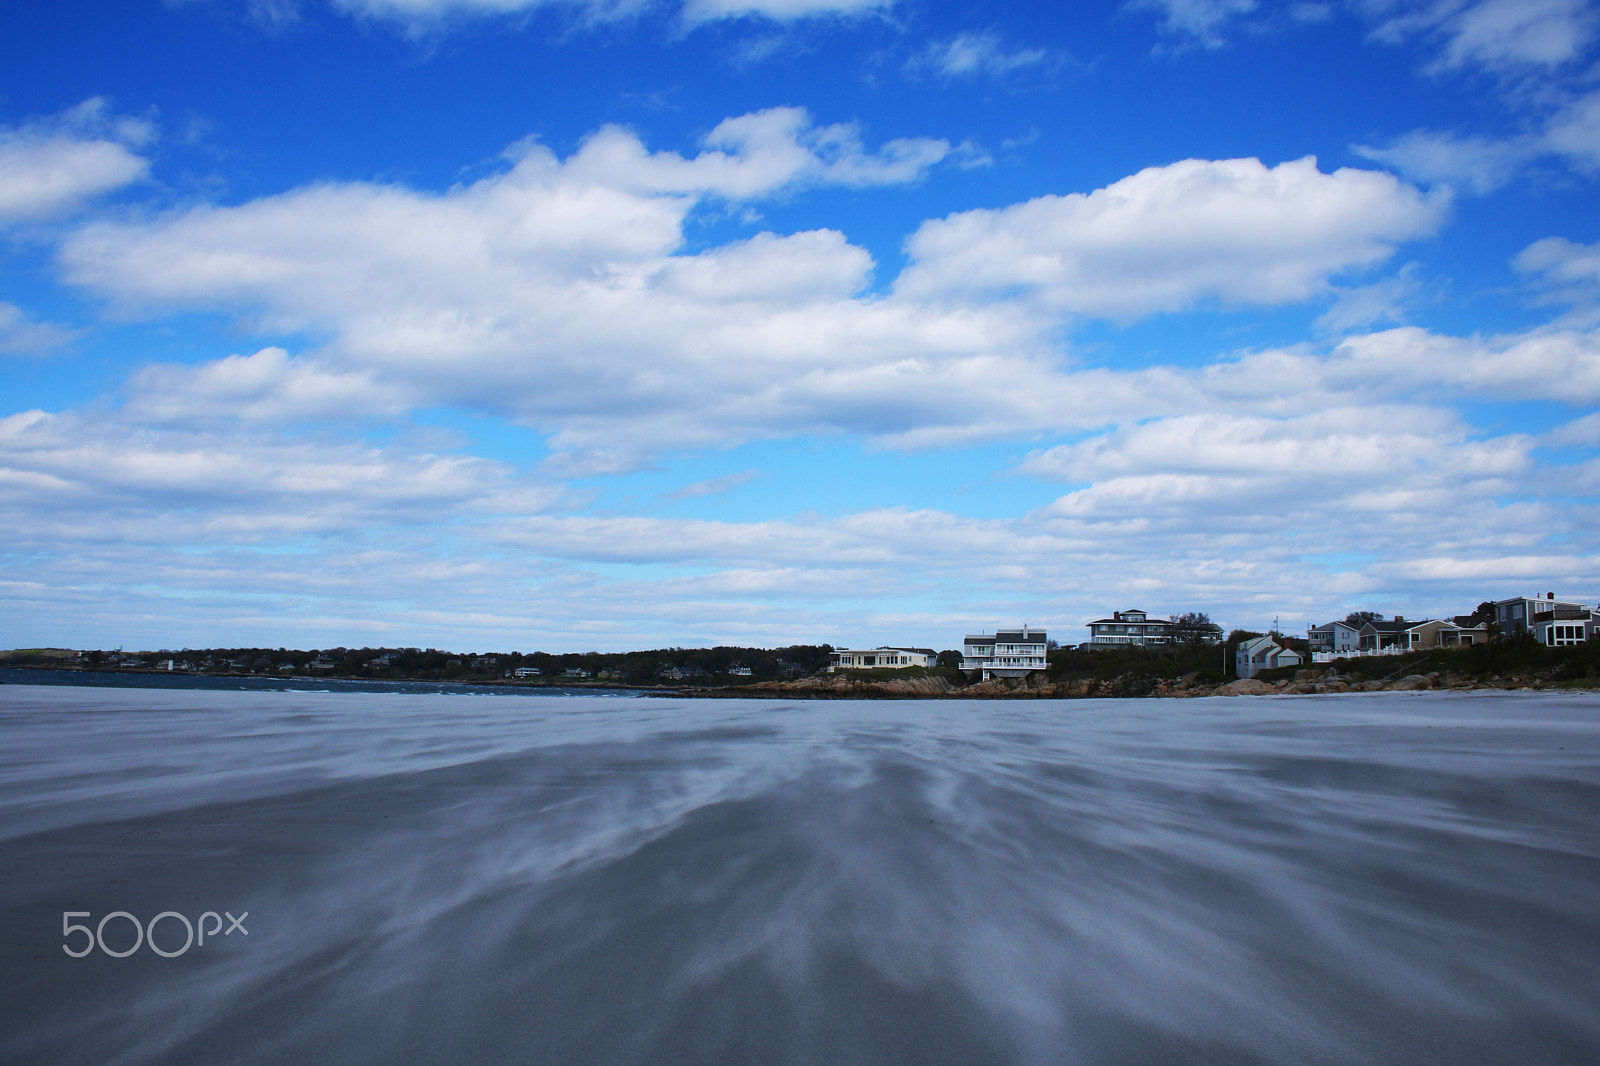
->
686;664;1570;700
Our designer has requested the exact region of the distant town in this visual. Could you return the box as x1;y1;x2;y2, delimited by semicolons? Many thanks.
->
4;593;1594;695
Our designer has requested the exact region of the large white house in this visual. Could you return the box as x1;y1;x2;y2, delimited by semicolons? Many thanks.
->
962;628;1048;680
1085;609;1222;647
829;647;937;671
1087;609;1171;646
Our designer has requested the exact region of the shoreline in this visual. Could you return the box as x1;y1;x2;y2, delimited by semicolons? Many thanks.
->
679;666;1600;699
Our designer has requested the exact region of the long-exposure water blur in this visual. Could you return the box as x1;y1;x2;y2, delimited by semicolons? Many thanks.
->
3;681;1597;1065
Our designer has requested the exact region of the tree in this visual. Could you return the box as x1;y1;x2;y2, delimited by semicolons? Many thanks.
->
937;650;963;669
1344;611;1382;626
1170;611;1221;646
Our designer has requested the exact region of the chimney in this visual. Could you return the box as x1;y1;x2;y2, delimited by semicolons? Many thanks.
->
1394;615;1403;622
1548;592;1555;600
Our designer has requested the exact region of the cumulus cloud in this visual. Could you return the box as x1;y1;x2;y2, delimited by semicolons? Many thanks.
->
123;347;414;424
53;111;1020;465
1322;324;1600;402
0;98;151;225
895;156;1444;318
61;115;1593;480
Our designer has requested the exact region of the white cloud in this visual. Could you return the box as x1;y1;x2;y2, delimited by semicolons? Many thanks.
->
895;156;1445;318
1363;0;1599;73
0;303;81;355
664;469;761;501
62;115;1597;482
53;112;1029;466
0;98;151;225
1411;0;1598;73
1314;263;1423;332
1544;89;1600;171
0;407;561;537
907;32;1053;79
678;0;887;22
1022;406;1527;488
123;347;414;424
334;0;887;28
1323;324;1600;402
1514;236;1600;310
1544;411;1600;448
1351;128;1532;194
0;381;1587;650
1128;0;1258;47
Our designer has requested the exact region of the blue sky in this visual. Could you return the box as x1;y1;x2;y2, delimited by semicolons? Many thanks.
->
2;0;1598;653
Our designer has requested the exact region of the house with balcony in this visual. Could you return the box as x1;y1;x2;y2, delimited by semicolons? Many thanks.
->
829;647;937;671
1495;594;1594;644
1085;609;1202;647
1308;620;1361;656
962;627;1048;680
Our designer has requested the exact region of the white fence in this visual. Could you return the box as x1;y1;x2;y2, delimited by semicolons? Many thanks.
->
1311;647;1406;663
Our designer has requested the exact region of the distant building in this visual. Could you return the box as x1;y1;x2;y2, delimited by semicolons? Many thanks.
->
1236;636;1303;678
1085;609;1218;647
1308;620;1361;656
962;628;1048;681
830;647;937;671
1086;609;1170;646
1358;618;1411;653
511;666;541;677
1400;619;1488;650
1495;594;1594;645
727;665;753;676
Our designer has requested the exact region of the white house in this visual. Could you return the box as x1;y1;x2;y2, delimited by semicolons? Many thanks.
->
962;628;1048;680
830;647;937;671
1236;635;1303;679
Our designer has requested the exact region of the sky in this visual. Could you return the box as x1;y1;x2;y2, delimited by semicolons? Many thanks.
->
1;0;1598;654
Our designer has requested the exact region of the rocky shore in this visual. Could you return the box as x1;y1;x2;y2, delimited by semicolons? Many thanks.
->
689;665;1589;699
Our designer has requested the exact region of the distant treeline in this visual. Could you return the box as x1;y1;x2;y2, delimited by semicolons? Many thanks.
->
0;644;835;686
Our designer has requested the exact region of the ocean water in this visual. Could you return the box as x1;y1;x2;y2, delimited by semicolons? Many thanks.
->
1;682;1597;1065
